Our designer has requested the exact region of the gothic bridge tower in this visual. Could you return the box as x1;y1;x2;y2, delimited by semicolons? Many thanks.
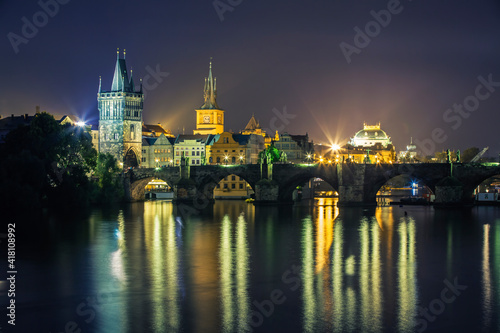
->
98;49;143;168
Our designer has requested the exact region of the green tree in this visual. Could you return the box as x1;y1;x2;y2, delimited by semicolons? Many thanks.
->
0;112;98;212
93;153;124;203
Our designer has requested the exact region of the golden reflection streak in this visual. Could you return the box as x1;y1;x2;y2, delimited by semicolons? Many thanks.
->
315;206;325;273
370;217;382;333
482;224;491;329
332;219;344;333
302;216;315;333
236;213;250;331
397;217;417;332
359;218;370;332
219;215;234;332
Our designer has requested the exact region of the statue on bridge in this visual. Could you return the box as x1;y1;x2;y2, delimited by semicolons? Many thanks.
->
201;152;206;165
279;151;287;163
456;150;461;163
446;149;451;163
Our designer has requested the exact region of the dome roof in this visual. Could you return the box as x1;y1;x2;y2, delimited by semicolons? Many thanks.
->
354;128;389;140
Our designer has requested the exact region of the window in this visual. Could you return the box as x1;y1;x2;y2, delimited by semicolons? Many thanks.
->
239;183;243;189
231;175;236;181
216;184;220;188
130;125;135;139
231;157;235;164
217;157;221;163
176;151;179;156
168;149;171;153
209;157;213;163
223;183;228;189
196;151;200;156
114;133;118;140
141;157;146;162
232;150;235;152
231;184;236;189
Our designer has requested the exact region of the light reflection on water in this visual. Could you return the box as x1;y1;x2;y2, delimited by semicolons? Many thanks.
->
12;201;500;332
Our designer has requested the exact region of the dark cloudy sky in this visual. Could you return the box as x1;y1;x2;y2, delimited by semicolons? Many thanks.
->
1;0;499;157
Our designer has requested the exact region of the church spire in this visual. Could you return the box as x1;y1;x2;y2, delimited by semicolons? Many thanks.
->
98;76;102;93
200;58;220;109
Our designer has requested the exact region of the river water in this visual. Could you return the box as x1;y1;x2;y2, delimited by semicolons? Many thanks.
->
5;199;500;332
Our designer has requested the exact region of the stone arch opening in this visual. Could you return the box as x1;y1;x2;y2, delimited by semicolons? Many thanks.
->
213;173;254;200
372;174;434;205
144;178;174;200
471;174;500;201
279;174;338;203
124;148;139;169
130;176;174;201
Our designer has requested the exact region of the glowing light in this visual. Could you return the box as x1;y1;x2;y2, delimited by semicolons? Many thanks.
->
76;121;86;127
331;143;341;151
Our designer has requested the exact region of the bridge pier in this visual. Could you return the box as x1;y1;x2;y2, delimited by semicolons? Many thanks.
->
337;164;376;206
254;179;281;204
172;178;198;204
434;176;469;208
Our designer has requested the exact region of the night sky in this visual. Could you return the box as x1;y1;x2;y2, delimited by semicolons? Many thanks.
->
1;0;499;156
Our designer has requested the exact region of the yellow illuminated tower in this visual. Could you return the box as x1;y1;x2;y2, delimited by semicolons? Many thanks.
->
193;60;224;135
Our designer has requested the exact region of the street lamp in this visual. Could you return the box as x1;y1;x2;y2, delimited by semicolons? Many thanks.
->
224;155;229;165
239;155;244;165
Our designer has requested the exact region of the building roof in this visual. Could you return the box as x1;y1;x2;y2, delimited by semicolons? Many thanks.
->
353;123;389;140
0;113;78;130
142;123;173;137
232;134;252;145
175;134;212;144
101;50;138;93
142;137;158;146
244;115;261;131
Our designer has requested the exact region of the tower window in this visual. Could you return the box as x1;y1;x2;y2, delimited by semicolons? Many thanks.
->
131;125;135;140
114;133;118;140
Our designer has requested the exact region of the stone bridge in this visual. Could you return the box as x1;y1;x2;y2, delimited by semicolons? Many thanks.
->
123;162;500;206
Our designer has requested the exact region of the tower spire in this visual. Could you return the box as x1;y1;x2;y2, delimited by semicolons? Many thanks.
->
111;48;130;91
98;76;102;93
200;58;220;109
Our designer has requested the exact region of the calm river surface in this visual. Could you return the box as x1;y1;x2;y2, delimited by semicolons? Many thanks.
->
5;199;500;332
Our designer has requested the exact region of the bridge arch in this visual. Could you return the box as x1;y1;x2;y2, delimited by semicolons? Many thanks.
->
278;172;339;203
195;170;257;200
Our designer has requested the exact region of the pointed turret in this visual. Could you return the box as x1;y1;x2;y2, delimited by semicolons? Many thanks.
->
200;59;220;109
98;76;102;93
111;49;131;92
129;68;135;90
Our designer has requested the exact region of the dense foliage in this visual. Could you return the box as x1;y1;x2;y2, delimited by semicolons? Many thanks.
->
0;112;123;214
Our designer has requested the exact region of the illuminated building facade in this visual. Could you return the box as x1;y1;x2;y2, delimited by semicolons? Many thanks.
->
193;61;224;135
273;132;314;163
98;50;143;168
141;134;175;168
173;134;218;166
349;123;392;148
207;132;264;165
